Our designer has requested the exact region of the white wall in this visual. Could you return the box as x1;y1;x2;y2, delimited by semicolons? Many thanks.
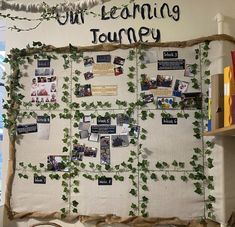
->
2;0;235;50
2;0;235;226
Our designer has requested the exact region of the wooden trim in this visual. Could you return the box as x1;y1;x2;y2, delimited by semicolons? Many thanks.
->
22;34;235;55
204;125;235;136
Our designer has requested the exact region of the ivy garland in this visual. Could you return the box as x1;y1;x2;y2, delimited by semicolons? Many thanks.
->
0;0;135;32
4;41;215;220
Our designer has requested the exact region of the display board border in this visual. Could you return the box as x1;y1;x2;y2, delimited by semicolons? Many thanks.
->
4;34;235;226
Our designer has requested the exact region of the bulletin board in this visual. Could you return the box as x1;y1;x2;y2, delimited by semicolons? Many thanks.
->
4;35;234;225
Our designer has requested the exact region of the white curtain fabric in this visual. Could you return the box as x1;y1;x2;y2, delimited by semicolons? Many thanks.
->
0;0;112;12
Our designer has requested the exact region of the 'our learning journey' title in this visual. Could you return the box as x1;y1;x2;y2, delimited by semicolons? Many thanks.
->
57;2;180;44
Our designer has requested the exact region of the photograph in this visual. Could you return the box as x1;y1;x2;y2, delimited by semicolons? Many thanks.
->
79;130;89;139
35;68;54;76
37;76;47;83
50;82;56;92
72;144;85;162
156;75;173;88
142;93;154;104
78;122;90;131
75;84;92;97
88;133;99;142
37;83;50;96
121;123;130;135
140;74;157;91
47;155;69;171
140;50;156;64
173;79;189;97
129;125;140;138
45;76;56;83
113;56;125;66
184;64;196;77
157;97;174;109
111;135;129;147
84;147;97;157
31;78;38;96
83;56;94;67
83;115;92;123
180;92;202;109
114;66;124;76
50;93;56;102
84;71;94;80
116;113;129;126
100;136;110;165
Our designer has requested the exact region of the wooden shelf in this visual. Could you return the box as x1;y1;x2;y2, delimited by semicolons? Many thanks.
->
204;124;235;136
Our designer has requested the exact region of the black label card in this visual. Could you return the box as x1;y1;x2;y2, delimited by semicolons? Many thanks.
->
158;59;185;70
97;54;111;63
98;177;112;186
37;116;50;124
17;124;37;135
91;125;116;134
163;51;178;59
34;175;46;184
37;59;50;68
97;116;111;125
162;118;178;125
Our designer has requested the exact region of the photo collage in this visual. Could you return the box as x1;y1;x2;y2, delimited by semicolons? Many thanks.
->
31;59;57;103
43;50;201;172
47;113;139;170
140;50;202;110
75;54;126;98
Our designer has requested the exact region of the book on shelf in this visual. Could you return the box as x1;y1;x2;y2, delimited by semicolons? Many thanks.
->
211;74;224;130
231;51;235;80
208;83;212;131
224;66;235;127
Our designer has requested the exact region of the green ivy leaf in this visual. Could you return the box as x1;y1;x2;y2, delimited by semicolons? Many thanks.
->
142;196;149;202
161;174;168;181
142;185;148;191
140;63;147;69
131;203;138;209
60;208;66;213
156;162;163;169
172;160;178;167
61;195;68;201
72;208;78;213
208;195;216;202
179;162;185;168
129;189;137;196
129;211;135;216
80;163;86;169
148;112;154;118
150;173;157;181
129;66;135;72
207;184;214;190
140;134;146;140
73;187;79;193
72;200;79;207
181;176;188;182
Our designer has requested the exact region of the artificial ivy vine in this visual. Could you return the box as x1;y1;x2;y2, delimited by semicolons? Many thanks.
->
0;0;135;32
4;41;216;221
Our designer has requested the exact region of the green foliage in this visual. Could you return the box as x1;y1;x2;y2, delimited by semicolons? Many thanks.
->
8;41;215;219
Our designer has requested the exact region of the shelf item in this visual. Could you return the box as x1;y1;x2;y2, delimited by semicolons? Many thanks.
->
224;66;235;127
211;74;224;130
204;124;235;136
